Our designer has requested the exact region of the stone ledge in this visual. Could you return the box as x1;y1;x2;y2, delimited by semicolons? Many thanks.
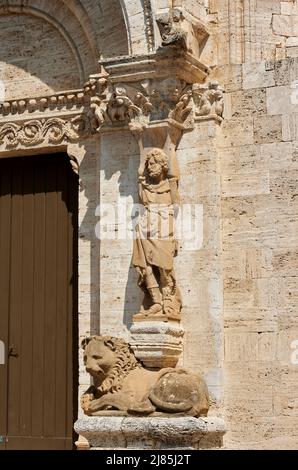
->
74;416;226;450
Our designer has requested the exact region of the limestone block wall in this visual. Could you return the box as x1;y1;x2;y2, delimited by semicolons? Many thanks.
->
75;139;101;412
175;122;224;412
217;57;298;449
206;0;298;66
0;13;81;99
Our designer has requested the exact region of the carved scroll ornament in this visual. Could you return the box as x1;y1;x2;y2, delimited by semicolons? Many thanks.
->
0;116;86;149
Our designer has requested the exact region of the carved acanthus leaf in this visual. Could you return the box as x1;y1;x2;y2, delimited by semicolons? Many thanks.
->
168;88;193;125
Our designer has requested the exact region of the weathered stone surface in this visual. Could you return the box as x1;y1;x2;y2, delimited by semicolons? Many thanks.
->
81;335;209;418
243;63;275;90
267;85;298;115
272;14;298;37
253;115;283;144
74;416;226;449
130;321;184;368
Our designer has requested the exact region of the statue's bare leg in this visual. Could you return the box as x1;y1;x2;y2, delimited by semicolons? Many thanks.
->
144;266;163;315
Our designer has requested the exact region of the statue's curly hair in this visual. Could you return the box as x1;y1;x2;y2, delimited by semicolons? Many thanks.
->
82;335;141;394
145;148;169;173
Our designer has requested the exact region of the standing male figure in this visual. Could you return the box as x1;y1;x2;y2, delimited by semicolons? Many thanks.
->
132;145;182;319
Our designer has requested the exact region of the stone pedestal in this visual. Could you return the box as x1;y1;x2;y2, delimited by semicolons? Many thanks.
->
130;321;184;368
74;416;226;450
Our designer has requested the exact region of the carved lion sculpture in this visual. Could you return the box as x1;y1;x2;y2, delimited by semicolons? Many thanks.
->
81;336;210;417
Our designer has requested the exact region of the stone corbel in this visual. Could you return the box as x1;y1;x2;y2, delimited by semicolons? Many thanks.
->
156;7;209;56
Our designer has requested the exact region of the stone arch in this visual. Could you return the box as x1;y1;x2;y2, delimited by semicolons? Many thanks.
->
81;0;154;57
120;0;155;54
0;11;81;99
0;0;155;100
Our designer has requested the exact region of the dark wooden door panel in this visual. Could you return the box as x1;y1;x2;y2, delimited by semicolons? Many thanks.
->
0;154;78;450
6;436;73;450
0;163;12;451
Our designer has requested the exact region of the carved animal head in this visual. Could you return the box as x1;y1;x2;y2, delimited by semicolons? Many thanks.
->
82;336;141;393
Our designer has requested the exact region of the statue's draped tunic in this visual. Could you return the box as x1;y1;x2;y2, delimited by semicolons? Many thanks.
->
132;177;178;271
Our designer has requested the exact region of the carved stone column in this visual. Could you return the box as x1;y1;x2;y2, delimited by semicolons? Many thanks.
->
85;52;225;371
75;39;226;448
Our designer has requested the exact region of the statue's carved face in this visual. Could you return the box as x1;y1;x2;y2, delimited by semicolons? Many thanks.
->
83;340;116;380
147;156;163;178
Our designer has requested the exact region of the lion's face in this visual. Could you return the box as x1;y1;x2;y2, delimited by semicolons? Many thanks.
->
83;339;116;381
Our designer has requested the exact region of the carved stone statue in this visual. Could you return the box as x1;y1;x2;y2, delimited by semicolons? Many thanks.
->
193;81;224;118
156;9;187;50
132;146;182;321
81;336;210;417
106;86;142;123
169;89;193;123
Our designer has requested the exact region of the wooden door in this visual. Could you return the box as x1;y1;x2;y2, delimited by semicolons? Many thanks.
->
0;153;78;450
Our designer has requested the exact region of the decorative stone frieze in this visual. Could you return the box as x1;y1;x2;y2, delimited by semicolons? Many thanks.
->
87;78;223;132
85;78;194;131
0;91;90;117
143;0;155;52
0;117;86;150
0;70;224;154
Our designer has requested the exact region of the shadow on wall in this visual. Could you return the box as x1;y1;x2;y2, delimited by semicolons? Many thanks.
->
76;140;101;336
100;138;143;331
77;135;143;334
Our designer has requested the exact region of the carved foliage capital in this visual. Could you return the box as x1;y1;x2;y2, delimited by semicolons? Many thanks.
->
87;78;225;132
0;75;225;152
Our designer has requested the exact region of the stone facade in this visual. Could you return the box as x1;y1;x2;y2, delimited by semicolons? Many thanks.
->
1;0;298;450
